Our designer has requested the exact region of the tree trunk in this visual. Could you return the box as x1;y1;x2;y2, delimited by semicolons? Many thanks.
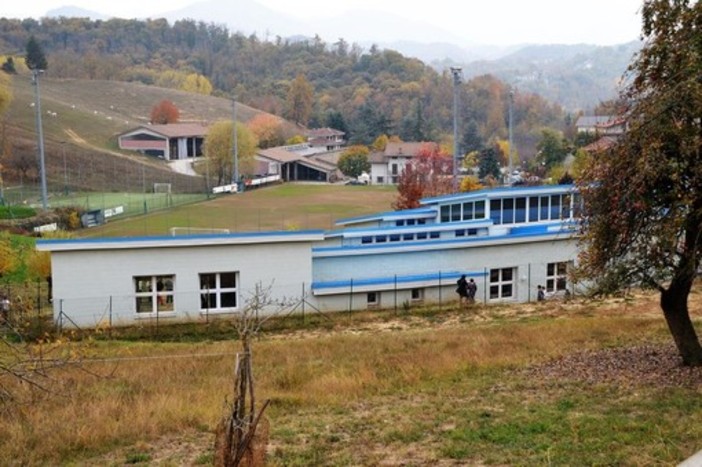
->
661;284;702;366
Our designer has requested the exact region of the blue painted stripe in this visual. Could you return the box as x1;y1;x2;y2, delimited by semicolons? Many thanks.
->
312;270;487;290
335;208;436;225
36;229;326;245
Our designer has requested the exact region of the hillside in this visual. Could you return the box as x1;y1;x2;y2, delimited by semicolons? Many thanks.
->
2;72;292;195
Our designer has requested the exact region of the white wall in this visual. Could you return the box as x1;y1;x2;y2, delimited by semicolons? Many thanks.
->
51;242;314;327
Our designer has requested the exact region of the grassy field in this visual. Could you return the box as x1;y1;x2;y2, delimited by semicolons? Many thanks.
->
0;290;700;465
80;183;399;237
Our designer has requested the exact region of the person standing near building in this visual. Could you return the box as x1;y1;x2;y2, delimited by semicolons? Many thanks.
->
466;279;477;304
456;274;468;307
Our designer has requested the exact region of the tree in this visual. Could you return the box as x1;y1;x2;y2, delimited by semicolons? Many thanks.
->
1;57;16;74
247;114;284;149
577;0;702;366
325;110;349;136
337;145;370;179
181;73;213;95
478;147;501;180
285;74;313;126
150;99;180;124
536;128;568;170
25;35;47;70
204;120;258;185
393;144;453;210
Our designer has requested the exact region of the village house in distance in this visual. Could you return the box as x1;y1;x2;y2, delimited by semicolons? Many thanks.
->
37;184;580;328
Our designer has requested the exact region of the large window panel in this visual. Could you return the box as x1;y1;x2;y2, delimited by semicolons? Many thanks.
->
134;275;175;314
200;271;238;312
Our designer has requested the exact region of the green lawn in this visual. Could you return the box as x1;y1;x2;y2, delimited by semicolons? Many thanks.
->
80;184;398;237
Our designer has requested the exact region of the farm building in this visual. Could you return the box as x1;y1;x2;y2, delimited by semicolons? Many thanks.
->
37;184;581;328
118;123;208;160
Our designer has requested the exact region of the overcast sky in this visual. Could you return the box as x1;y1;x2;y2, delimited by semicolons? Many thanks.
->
4;0;643;46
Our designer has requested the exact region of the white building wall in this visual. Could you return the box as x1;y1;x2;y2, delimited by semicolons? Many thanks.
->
51;242;314;327
312;236;579;311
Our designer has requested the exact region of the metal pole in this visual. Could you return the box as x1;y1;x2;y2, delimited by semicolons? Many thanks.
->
508;90;514;184
62;141;68;196
32;69;48;210
231;98;239;189
450;67;462;193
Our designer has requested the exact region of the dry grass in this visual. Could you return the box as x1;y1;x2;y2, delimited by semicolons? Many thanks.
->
0;290;700;465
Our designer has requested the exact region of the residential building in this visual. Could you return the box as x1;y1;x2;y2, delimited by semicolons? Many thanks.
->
369;142;438;185
118;123;208;160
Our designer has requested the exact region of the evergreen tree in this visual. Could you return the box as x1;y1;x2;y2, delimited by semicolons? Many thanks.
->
25;35;48;71
478;147;501;180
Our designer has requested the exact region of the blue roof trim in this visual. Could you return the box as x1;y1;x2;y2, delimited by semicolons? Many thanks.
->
326;218;493;237
312;222;575;254
420;184;576;205
312;270;488;290
36;229;326;246
335;207;436;226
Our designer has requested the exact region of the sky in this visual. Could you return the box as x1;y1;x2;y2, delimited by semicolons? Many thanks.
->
3;0;644;46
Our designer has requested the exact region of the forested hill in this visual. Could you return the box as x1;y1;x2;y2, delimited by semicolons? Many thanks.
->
0;17;566;157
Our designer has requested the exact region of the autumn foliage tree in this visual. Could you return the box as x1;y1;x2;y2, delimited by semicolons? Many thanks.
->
285;74;313;126
204;120;258;185
393;144;453;210
577;0;702;365
150;99;179;124
337;145;370;179
247;114;285;149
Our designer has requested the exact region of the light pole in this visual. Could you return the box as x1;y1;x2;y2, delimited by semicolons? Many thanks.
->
450;67;462;193
231;97;239;191
508;90;514;185
32;69;48;209
62;141;68;196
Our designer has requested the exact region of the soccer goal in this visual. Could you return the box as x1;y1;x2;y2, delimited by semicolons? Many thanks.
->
169;227;231;236
153;183;172;194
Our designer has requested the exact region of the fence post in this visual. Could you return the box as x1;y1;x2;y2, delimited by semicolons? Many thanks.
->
438;271;442;311
349;278;353;313
394;275;397;313
109;295;113;337
528;263;532;303
37;279;41;316
484;267;488;303
301;282;306;323
58;299;63;333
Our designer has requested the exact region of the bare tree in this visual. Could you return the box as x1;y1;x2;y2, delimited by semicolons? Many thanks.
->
215;282;295;466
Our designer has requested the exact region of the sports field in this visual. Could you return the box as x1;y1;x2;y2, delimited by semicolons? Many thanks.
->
80;183;398;237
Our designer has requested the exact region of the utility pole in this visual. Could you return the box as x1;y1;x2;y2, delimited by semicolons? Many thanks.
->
32;69;48;209
231;97;239;192
450;67;462;193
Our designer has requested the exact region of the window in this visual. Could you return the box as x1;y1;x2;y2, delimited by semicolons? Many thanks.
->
540;196;550;221
403;233;414;241
474;200;485;219
451;204;461;222
463;202;474;220
440;205;450;223
407;219;416;226
200;272;238;311
455;229;465;237
550;195;561;220
389;234;401;242
546;262;569;292
417;232;428;240
367;291;379;306
134;275;174;314
489;267;515;300
490;199;502;224
411;288;424;302
377;176;384;183
515;197;527;223
395;220;404;227
375;235;387;243
429;231;440;239
503;198;515;224
361;236;373;244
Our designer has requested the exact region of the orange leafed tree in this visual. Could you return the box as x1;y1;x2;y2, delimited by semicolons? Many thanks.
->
393;144;453;210
247;114;285;149
150;99;180;124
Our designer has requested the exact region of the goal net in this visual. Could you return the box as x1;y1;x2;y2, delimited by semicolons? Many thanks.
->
153;183;172;194
169;227;231;236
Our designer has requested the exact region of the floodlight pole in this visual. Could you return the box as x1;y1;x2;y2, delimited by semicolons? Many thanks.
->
231;97;239;191
508;90;514;185
32;69;48;210
450;67;462;193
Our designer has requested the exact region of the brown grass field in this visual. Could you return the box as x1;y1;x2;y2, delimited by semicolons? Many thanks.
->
1;289;701;465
